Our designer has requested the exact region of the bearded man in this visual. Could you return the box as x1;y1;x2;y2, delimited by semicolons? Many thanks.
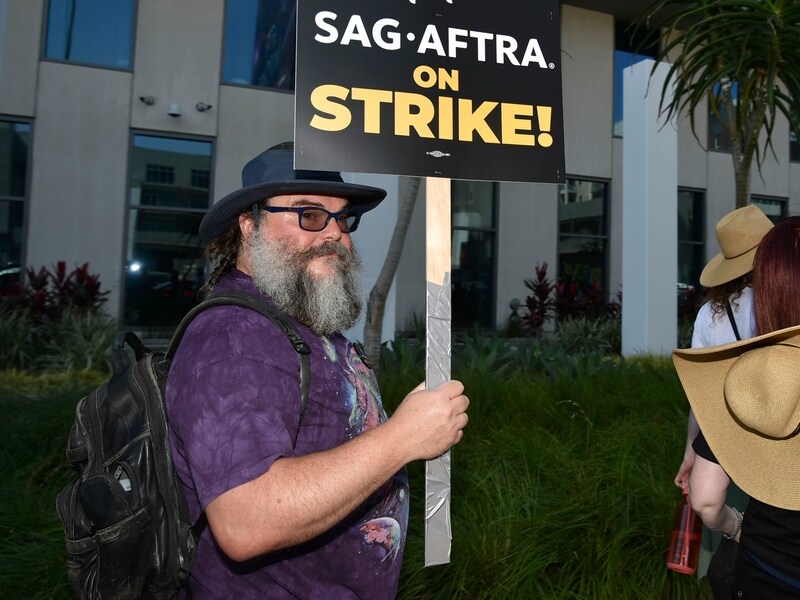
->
166;142;469;599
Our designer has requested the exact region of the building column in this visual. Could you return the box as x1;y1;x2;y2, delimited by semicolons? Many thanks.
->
621;59;678;356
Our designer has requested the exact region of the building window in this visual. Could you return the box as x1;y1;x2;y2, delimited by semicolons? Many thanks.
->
44;0;136;69
613;21;658;137
452;181;496;329
125;135;212;330
222;0;296;91
791;107;800;163
752;197;787;224
678;190;704;305
191;169;210;189
0;120;32;290
146;164;175;185
558;179;608;292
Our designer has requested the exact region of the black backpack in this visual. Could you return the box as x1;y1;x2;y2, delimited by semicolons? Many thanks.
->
55;291;311;599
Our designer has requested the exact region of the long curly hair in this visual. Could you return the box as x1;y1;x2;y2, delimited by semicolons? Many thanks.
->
704;272;752;319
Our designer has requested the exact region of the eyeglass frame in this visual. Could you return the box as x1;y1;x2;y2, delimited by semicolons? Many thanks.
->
259;204;365;233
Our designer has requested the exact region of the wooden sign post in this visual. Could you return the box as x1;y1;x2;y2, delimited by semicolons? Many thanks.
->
423;176;452;566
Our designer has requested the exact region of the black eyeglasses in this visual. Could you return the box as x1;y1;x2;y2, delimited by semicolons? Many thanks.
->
261;205;363;233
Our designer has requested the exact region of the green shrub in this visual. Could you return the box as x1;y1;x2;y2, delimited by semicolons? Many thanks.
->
554;317;621;356
0;345;705;599
0;307;116;372
0;378;99;599
36;310;117;372
380;361;706;599
0;307;39;369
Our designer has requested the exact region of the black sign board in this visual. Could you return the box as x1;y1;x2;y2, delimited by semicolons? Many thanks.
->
295;0;565;183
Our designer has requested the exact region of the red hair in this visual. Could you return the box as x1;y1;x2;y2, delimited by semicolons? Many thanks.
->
753;217;800;335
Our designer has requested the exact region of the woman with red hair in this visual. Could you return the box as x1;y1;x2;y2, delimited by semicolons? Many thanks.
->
674;216;800;599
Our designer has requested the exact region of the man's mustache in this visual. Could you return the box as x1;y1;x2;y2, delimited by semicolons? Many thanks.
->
303;242;352;261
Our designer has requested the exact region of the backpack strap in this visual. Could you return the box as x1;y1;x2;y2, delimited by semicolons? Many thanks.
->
164;291;312;552
111;331;150;373
165;290;312;426
726;300;742;341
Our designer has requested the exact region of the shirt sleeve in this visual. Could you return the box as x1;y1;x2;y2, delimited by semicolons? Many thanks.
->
169;346;303;509
692;430;719;465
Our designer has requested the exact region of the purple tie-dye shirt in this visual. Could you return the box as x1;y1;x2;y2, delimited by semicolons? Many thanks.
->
166;270;408;599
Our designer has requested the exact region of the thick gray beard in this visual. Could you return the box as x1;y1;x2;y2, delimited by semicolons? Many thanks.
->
247;229;364;336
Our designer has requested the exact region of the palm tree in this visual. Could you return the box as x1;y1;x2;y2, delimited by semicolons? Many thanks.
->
639;0;800;208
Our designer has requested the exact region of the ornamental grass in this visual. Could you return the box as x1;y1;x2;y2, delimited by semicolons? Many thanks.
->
0;352;710;598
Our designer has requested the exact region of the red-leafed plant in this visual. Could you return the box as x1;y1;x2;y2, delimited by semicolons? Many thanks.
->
1;261;108;320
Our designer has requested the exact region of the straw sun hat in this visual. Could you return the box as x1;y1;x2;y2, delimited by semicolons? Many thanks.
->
699;205;773;288
673;324;800;510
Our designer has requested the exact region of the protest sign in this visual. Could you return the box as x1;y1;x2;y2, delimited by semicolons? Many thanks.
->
295;0;564;183
295;0;563;566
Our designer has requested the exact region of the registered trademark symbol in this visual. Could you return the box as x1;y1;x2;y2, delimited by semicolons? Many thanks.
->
549;62;555;69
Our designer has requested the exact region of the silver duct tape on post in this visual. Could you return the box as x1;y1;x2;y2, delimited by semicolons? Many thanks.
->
425;272;452;566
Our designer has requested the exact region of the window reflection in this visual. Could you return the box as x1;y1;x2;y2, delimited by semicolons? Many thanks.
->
125;135;212;329
44;0;136;69
0;121;31;286
677;190;704;307
452;181;495;329
752;197;787;225
223;0;296;90
558;179;608;291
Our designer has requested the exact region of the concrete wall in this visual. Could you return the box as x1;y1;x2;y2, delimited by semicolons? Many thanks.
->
495;182;558;330
27;62;132;310
213;86;295;201
561;5;614;178
4;0;800;339
131;0;223;138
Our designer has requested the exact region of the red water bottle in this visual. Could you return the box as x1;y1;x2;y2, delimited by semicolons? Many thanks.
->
666;485;702;574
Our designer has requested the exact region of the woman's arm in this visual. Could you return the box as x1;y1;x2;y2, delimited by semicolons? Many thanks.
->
688;455;742;541
675;409;700;488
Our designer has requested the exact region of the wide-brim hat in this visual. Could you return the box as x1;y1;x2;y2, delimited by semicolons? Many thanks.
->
199;142;386;244
672;324;800;509
699;205;773;287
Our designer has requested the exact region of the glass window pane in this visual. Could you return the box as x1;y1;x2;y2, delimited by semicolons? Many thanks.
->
0;199;25;271
558;236;606;285
791;129;800;162
130;135;212;209
678;242;704;293
452;181;494;229
222;0;296;90
452;230;494;329
558;180;606;235
124;209;206;327
126;135;212;329
678;190;704;243
0;122;31;198
45;0;136;69
752;197;786;224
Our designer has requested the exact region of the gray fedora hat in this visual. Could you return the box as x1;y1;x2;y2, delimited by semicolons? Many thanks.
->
199;141;386;244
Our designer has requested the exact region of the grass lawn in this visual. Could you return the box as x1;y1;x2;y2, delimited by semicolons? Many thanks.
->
0;361;710;598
